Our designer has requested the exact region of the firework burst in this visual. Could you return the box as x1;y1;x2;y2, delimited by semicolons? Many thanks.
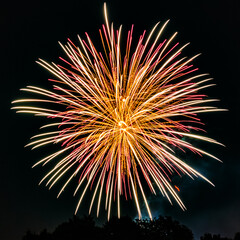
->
12;4;225;219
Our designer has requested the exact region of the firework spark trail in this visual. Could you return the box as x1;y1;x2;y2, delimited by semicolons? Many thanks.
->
12;3;225;219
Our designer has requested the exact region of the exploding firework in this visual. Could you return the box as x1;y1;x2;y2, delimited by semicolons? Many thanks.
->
12;4;224;219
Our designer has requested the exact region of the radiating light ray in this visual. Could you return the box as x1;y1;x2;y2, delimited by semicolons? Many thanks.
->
12;3;225;219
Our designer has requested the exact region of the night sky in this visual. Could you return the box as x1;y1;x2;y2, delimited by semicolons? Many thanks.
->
2;0;240;239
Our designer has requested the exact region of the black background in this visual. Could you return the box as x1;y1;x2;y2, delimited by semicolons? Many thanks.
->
1;0;239;239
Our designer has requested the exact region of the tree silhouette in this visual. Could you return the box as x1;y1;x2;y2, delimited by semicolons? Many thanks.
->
103;216;139;240
200;233;232;240
234;232;240;240
135;216;193;240
22;230;39;240
22;215;238;240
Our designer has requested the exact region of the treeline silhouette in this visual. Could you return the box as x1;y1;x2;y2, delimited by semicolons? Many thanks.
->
22;215;240;240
